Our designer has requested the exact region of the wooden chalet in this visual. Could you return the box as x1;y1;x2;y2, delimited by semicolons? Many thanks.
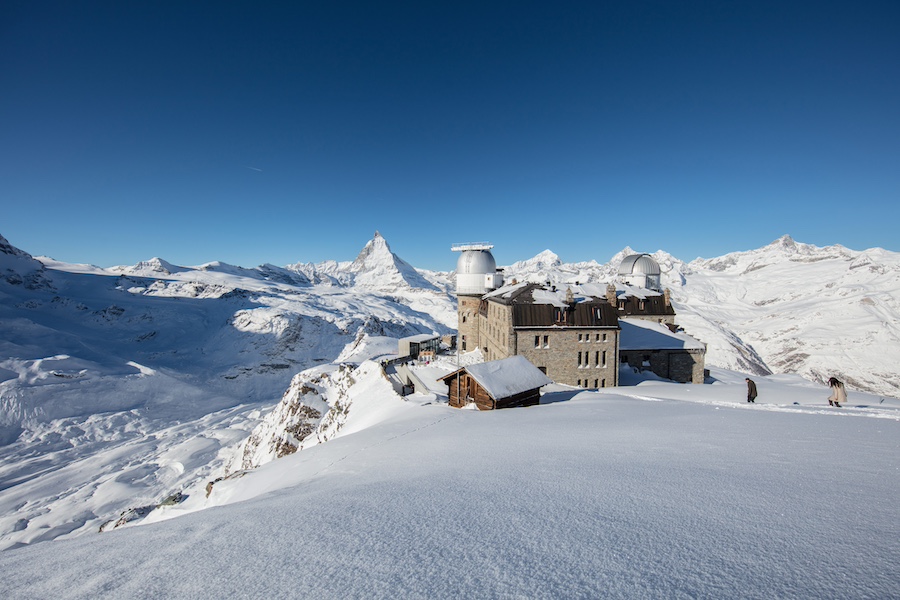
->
441;355;553;410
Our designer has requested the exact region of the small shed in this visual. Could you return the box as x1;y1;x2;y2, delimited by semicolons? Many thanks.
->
398;334;441;359
440;355;553;410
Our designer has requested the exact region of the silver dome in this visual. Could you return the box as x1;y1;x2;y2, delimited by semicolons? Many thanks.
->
457;250;497;275
618;254;661;276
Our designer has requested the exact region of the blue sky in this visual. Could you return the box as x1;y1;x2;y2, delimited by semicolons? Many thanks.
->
2;1;898;271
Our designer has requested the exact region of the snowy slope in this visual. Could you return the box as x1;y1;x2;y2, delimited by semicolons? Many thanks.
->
0;366;898;599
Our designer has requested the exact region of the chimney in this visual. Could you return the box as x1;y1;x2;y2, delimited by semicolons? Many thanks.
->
606;282;617;305
664;288;671;307
565;287;574;304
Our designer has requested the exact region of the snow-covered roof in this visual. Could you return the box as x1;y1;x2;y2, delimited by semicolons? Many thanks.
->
447;356;552;399
615;284;662;300
400;333;439;343
482;281;530;300
618;318;706;351
530;288;569;308
570;282;609;301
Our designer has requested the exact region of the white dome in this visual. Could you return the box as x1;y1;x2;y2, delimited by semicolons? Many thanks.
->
457;250;497;275
618;254;661;276
618;253;661;291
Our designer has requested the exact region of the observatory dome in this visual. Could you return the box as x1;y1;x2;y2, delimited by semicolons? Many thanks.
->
618;254;661;276
618;253;662;291
457;249;497;275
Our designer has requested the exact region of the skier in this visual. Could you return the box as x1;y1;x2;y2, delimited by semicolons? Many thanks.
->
827;377;847;407
745;378;757;403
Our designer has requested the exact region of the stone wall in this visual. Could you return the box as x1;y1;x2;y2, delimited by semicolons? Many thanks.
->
457;294;482;352
621;349;705;384
517;328;618;388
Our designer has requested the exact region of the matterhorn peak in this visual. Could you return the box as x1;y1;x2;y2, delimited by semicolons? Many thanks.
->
349;232;437;291
350;232;393;272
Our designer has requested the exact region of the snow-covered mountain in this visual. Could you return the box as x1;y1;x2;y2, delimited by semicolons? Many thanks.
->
0;232;454;550
285;231;449;292
1;229;899;561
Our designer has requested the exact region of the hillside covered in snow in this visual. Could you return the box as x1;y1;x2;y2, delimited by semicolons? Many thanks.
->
1;362;899;598
1;230;899;597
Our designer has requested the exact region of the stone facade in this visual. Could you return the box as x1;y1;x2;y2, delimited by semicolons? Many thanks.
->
515;328;618;388
457;294;483;352
475;285;620;389
620;348;706;384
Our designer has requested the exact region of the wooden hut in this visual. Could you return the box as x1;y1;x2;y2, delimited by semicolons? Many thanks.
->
441;356;552;410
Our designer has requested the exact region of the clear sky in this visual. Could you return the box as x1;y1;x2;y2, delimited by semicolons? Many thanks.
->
2;1;898;271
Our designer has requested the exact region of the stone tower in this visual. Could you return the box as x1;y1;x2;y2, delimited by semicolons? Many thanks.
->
451;243;503;352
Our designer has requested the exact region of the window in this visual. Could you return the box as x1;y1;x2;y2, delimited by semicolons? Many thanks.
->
602;350;607;368
577;352;582;367
595;351;600;367
593;379;598;388
577;333;582;343
602;333;607;342
543;335;549;348
577;379;582;387
595;333;601;342
534;335;540;349
601;378;606;388
461;335;467;351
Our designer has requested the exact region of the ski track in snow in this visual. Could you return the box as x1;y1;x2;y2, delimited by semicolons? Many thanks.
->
615;391;900;421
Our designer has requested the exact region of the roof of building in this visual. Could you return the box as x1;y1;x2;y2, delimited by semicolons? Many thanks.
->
618;318;706;351
618;253;661;276
400;333;440;343
482;281;534;302
483;283;619;327
483;282;617;327
569;282;663;301
441;356;552;399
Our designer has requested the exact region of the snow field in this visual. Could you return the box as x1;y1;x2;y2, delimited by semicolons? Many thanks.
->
0;387;897;599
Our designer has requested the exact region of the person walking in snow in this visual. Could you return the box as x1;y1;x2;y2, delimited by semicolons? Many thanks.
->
745;378;757;403
827;377;847;407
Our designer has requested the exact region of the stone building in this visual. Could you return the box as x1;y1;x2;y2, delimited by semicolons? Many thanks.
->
451;246;706;388
477;283;620;388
